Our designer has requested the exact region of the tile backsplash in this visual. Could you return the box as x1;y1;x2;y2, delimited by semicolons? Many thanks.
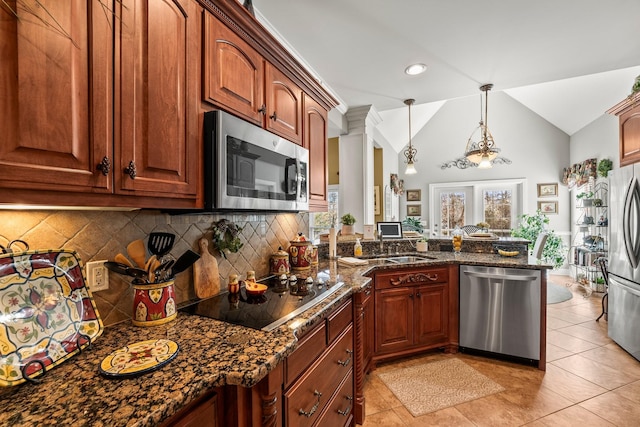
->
0;210;308;326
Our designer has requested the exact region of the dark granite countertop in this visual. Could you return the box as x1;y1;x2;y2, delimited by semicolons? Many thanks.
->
0;251;549;426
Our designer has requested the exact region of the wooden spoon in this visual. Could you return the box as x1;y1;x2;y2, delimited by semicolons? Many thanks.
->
114;253;134;268
127;239;147;268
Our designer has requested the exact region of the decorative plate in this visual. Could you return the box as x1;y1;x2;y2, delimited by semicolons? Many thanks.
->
0;250;104;386
99;339;179;378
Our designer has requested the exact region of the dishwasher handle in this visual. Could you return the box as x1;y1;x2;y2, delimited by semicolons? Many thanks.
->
463;271;538;282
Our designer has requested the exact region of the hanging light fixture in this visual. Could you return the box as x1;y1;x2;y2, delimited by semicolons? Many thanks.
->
403;98;417;174
464;84;500;169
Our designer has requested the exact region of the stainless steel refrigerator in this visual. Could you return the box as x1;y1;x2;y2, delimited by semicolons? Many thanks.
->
608;163;640;361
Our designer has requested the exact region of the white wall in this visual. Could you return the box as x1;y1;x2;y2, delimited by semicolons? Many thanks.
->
397;92;571;234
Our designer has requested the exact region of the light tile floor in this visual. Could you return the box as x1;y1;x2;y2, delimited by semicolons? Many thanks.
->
359;275;640;426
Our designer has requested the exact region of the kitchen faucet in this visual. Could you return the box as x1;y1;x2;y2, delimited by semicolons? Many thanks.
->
379;230;384;254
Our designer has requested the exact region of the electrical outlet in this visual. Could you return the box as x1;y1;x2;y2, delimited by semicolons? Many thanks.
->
86;260;109;292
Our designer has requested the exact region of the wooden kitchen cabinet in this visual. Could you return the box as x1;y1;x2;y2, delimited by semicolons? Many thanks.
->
0;1;112;194
0;0;200;208
265;63;303;145
162;390;219;427
608;93;640;167
284;299;354;427
202;11;265;126
304;94;330;211
353;284;374;425
373;265;458;364
115;0;199;200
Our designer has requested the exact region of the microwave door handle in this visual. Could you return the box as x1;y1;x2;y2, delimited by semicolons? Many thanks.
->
284;158;297;195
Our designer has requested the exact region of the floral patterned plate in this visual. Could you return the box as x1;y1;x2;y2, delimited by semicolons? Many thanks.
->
0;250;104;386
99;339;179;378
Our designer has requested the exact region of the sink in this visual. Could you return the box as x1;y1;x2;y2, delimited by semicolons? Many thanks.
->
385;255;436;263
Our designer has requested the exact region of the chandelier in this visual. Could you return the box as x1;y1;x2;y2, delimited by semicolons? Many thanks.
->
403;98;417;174
464;84;500;169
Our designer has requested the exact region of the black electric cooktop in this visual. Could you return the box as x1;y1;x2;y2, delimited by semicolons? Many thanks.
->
180;270;345;331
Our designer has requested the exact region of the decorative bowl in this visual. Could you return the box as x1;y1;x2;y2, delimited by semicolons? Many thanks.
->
245;282;268;296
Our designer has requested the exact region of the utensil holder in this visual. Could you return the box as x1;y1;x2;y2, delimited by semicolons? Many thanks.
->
132;280;177;327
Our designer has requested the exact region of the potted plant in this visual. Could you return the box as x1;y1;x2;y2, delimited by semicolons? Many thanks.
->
476;221;490;233
597;158;613;178
576;191;594;206
402;217;424;233
416;236;428;252
341;213;356;235
510;210;567;269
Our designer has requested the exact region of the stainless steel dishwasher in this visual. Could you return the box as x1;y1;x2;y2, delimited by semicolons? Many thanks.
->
459;265;541;361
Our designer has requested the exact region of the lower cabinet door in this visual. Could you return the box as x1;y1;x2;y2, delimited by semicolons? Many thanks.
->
375;287;414;353
314;370;354;427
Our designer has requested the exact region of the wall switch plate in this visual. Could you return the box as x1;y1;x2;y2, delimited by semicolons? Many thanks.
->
86;260;109;292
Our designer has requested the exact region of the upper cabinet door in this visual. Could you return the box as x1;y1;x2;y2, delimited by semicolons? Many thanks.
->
203;12;264;126
116;0;199;200
0;1;112;193
304;94;329;211
265;64;303;145
620;103;640;167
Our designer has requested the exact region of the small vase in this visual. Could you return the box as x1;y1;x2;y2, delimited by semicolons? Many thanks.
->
341;224;354;235
416;241;428;252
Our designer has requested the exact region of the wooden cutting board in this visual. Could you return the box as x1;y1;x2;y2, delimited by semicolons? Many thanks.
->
193;238;221;299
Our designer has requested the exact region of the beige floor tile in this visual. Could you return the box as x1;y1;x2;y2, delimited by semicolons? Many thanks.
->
551;354;640;390
546;330;600;353
546;309;594;325
613;380;640;404
525;405;615;426
393;405;476;427
580;390;640;426
364;375;403;415
540;364;608;403
546;342;575;362
546;316;574;330
360;408;405;427
456;385;573;427
580;345;640;378
556;324;615;346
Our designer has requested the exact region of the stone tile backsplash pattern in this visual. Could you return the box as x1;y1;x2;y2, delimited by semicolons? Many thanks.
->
0;211;308;326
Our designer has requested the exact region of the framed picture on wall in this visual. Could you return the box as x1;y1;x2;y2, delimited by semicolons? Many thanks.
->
374;186;381;215
537;183;558;198
406;189;421;202
407;204;421;216
538;201;558;214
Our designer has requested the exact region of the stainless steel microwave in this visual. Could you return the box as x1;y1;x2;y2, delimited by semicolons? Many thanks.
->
203;110;309;212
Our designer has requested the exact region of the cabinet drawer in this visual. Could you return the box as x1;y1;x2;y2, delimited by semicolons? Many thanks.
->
375;266;449;290
314;369;354;427
285;326;353;427
327;299;353;344
285;322;327;387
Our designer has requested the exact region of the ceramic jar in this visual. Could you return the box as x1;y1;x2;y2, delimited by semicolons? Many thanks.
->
132;280;177;327
270;247;290;275
288;233;313;271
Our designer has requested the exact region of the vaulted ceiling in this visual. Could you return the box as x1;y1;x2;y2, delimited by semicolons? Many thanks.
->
252;0;640;152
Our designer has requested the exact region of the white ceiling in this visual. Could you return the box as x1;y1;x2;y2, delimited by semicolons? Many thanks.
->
251;0;640;152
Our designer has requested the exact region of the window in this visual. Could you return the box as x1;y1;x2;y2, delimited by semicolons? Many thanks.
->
429;179;525;236
309;186;339;242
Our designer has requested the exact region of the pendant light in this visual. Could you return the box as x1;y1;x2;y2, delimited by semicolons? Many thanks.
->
403;98;417;174
464;84;500;169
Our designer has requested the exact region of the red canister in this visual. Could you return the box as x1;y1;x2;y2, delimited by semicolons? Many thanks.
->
132;280;177;327
288;233;312;271
270;247;291;275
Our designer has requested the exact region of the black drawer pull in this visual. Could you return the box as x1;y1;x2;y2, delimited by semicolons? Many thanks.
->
337;349;353;366
337;395;353;416
299;390;322;417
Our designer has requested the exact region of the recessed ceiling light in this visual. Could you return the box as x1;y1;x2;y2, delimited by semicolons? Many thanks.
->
404;63;427;76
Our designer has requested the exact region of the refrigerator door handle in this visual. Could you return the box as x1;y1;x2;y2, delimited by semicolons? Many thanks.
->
623;176;640;269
